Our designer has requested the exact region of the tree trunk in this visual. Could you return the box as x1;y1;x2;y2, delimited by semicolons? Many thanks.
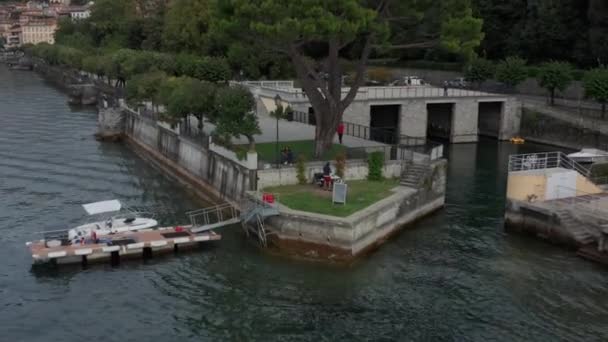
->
247;136;256;152
313;110;338;159
287;35;373;159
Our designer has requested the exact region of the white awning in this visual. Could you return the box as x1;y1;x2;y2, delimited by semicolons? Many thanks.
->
82;200;122;215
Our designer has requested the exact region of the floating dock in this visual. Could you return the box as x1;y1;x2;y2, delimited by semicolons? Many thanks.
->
27;226;221;265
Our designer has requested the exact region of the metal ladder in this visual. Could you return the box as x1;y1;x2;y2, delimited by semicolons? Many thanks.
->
239;194;280;248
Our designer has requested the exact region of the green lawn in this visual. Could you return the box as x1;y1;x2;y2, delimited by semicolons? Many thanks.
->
265;179;399;217
239;140;346;163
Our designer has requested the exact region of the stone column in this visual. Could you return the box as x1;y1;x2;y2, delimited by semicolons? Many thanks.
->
451;98;479;143
499;98;522;140
399;99;427;144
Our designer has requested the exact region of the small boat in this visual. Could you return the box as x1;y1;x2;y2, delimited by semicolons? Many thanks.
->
567;148;608;164
67;200;158;244
510;137;525;144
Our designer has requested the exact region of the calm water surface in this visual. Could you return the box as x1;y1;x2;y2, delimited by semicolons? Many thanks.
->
1;66;607;341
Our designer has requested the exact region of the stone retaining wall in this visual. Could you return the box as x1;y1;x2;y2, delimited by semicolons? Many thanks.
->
504;199;578;248
257;160;403;189
123;110;256;204
520;108;607;150
264;159;447;262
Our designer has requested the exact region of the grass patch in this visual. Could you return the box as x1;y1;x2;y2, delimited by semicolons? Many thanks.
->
265;179;399;217
238;140;346;163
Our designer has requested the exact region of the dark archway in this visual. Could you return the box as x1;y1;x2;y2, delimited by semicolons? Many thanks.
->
478;102;503;138
427;103;454;141
370;105;400;144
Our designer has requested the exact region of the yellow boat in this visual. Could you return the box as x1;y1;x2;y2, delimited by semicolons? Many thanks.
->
510;137;525;144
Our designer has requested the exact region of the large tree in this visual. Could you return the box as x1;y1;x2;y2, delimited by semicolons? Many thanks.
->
214;0;482;157
537;61;573;106
584;68;608;118
495;56;528;90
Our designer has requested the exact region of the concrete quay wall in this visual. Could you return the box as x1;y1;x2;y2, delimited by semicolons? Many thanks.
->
504;200;579;248
123;110;256;204
264;159;447;261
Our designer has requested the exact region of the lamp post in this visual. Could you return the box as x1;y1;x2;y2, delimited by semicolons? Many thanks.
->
274;94;282;170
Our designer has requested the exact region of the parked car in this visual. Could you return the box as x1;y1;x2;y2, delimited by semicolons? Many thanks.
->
447;77;469;88
390;76;425;86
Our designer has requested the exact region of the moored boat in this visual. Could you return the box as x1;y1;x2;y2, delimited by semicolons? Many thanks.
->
567;148;608;164
67;200;158;244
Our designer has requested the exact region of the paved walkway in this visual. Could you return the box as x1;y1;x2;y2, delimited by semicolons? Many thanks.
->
202;110;386;147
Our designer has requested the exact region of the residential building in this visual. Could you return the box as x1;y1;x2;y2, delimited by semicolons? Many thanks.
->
21;17;56;44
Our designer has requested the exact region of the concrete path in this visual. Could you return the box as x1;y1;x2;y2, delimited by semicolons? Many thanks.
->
199;110;385;147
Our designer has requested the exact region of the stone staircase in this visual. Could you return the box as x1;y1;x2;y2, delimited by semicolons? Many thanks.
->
555;208;596;245
400;162;429;188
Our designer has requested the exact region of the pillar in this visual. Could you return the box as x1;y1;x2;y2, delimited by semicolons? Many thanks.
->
451;99;479;143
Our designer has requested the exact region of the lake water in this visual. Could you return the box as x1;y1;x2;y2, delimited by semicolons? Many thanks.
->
1;65;607;341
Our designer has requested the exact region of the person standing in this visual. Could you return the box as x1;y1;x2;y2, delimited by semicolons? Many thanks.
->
337;122;345;144
323;162;332;191
443;81;448;97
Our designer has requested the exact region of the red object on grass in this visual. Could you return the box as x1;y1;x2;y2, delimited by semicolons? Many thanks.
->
262;193;275;204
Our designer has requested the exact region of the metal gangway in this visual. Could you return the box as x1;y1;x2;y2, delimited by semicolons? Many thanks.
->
187;203;240;233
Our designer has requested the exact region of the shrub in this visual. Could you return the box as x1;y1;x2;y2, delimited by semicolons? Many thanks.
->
590;162;608;183
335;152;346;179
464;58;495;87
296;155;307;185
495;56;528;88
584;68;608;118
367;151;384;181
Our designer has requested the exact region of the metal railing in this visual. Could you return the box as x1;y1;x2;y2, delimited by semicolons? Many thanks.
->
343;122;399;145
235;80;503;101
508;151;590;178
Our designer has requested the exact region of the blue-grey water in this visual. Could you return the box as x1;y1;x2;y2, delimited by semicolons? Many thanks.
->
1;65;607;341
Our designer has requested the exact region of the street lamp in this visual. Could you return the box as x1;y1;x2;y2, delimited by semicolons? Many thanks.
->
274;94;282;169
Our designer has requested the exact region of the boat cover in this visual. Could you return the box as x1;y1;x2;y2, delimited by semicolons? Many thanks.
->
82;200;122;215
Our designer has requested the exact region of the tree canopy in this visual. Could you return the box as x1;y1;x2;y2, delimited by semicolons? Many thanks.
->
214;0;483;156
495;56;528;89
213;86;259;151
584;68;608;118
537;62;574;105
464;58;495;88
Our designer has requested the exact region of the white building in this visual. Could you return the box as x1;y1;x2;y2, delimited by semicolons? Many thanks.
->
21;18;56;44
68;7;90;20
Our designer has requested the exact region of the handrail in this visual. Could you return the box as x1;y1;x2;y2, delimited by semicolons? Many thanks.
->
508;151;590;178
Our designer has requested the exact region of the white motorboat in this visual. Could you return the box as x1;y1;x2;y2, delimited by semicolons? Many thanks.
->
67;200;158;243
567;148;608;164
